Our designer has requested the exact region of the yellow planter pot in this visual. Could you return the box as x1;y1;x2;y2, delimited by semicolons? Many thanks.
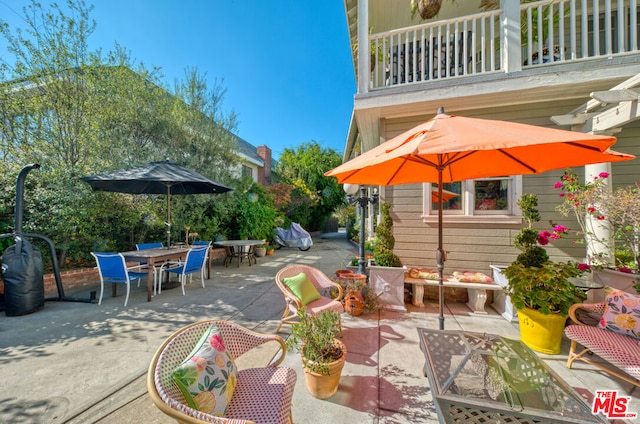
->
517;307;567;355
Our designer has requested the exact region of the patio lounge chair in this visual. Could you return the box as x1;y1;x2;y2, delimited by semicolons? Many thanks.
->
147;319;296;424
91;252;147;307
275;265;344;335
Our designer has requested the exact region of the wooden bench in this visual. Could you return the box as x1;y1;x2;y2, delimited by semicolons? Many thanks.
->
404;275;502;314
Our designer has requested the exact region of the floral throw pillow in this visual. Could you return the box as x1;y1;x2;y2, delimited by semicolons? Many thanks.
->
172;324;238;415
598;289;640;340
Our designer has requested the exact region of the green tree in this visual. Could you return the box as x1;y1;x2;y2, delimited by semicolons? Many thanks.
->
0;0;239;268
274;141;344;231
373;202;402;267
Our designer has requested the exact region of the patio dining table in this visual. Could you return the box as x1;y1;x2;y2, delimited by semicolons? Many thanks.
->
121;247;191;301
214;240;265;268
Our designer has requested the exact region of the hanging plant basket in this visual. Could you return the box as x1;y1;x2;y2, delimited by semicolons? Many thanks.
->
416;0;442;20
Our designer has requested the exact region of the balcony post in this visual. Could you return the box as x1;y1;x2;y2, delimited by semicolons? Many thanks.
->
501;0;522;73
357;0;369;94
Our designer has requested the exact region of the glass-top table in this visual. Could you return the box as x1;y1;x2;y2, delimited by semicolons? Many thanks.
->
417;329;607;423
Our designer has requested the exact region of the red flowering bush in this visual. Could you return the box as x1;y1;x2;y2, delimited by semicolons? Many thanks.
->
555;169;640;273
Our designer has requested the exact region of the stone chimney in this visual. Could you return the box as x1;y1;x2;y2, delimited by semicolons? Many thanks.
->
256;145;272;185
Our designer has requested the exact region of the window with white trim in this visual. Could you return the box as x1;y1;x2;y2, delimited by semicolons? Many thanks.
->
422;176;522;223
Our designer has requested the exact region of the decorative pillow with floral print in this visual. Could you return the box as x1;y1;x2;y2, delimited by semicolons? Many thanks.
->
172;324;238;415
598;289;640;340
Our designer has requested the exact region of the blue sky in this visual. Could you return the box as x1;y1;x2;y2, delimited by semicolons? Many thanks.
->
0;0;355;159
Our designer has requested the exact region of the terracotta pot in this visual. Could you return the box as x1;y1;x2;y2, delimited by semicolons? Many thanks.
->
338;273;367;285
265;249;275;256
302;339;346;399
335;269;355;279
345;289;365;316
517;307;567;354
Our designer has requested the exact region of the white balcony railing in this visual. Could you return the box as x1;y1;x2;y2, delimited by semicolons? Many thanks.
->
368;0;640;90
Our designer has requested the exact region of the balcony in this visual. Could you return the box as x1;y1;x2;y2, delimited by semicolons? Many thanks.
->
363;0;640;91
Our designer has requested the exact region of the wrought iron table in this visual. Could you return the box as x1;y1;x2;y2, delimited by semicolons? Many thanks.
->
417;328;607;423
214;240;265;268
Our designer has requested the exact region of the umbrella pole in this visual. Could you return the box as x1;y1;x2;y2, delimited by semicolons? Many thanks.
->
166;186;171;247
437;170;445;330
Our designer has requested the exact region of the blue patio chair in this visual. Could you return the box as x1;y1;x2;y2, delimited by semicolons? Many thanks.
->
192;240;212;247
136;242;164;294
159;246;209;295
191;240;213;279
91;252;147;307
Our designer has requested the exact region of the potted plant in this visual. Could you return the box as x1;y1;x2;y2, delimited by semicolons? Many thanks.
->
554;169;640;295
265;243;276;256
285;308;346;399
253;243;267;257
334;274;380;316
369;202;407;312
503;194;587;354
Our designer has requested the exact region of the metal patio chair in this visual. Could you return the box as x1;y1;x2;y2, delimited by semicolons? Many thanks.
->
159;246;209;295
91;252;147;307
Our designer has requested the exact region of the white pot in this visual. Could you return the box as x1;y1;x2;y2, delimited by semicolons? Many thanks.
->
368;265;407;312
489;265;518;322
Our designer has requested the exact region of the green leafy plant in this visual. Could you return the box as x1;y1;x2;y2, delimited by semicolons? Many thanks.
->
285;308;343;375
373;202;402;267
503;194;587;315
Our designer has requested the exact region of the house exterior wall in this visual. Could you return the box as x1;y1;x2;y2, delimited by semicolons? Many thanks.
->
377;99;640;274
343;0;640;276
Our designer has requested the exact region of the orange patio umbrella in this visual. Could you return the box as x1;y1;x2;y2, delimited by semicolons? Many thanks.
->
432;188;458;203
325;108;634;330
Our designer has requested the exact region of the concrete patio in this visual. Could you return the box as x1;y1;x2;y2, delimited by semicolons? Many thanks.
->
0;232;638;423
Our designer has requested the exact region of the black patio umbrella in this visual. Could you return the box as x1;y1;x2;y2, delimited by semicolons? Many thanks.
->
82;160;232;246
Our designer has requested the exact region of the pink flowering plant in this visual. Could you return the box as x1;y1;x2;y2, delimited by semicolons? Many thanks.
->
555;169;640;274
503;193;587;315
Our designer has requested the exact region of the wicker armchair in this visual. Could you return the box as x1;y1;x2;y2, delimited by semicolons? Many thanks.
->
147;320;296;424
275;265;344;335
565;302;640;388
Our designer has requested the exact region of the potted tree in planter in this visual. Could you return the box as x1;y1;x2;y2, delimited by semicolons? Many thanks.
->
286;308;346;399
369;202;407;312
503;194;587;354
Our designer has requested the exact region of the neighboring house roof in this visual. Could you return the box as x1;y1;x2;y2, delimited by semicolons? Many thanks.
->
233;134;264;167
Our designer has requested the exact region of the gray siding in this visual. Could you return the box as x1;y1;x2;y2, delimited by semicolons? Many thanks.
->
379;99;639;274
